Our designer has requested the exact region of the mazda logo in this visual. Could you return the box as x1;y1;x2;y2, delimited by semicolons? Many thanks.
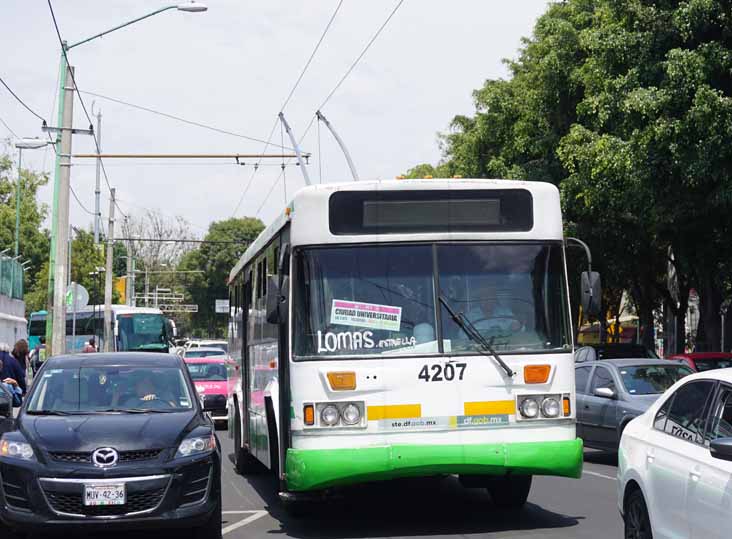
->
92;447;119;468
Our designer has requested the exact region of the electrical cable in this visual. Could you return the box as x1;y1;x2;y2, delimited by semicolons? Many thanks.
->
256;0;406;217
280;0;344;112
231;0;344;216
0;75;47;123
70;184;95;215
48;0;124;224
79;90;293;151
318;0;405;110
0;114;18;138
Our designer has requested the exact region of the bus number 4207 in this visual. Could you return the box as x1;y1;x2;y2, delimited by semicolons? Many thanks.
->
418;363;467;382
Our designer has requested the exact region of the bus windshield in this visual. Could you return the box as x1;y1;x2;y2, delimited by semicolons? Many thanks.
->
294;243;571;358
117;313;168;352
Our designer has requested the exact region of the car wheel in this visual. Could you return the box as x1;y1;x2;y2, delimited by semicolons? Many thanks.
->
233;408;260;474
487;475;532;510
192;489;222;539
624;488;653;539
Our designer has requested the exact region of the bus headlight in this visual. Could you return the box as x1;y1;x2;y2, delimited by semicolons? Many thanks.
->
517;394;566;420
519;398;539;419
541;397;561;418
320;405;340;426
341;403;361;425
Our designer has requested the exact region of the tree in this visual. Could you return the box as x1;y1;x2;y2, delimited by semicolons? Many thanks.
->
0;149;51;303
179;217;264;337
406;0;732;352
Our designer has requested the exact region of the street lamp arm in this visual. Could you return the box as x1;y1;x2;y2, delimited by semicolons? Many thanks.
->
67;6;177;50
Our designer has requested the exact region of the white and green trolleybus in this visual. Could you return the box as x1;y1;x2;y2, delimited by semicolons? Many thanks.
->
228;179;587;510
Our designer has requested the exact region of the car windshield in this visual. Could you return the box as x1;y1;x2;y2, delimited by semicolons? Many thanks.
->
117;313;168;352
207;343;228;352
26;366;193;413
294;243;570;358
186;350;225;358
693;358;732;372
619;365;693;395
187;362;228;381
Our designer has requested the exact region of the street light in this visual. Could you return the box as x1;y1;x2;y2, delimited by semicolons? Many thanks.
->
14;138;54;257
46;3;208;356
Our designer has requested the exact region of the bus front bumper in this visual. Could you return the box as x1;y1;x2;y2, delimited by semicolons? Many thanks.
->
285;438;583;491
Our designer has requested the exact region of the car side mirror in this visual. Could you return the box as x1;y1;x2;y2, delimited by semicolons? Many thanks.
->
594;387;616;399
0;385;12;418
266;275;289;325
710;438;732;462
581;271;602;318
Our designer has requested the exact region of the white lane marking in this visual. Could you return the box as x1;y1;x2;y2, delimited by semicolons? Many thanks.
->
222;510;268;535
584;470;616;480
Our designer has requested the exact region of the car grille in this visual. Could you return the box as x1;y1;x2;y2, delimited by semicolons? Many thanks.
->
179;463;211;507
44;488;166;517
49;449;163;464
1;469;31;511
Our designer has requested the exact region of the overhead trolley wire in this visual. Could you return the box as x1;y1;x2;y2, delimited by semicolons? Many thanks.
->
230;0;345;217
255;0;406;218
79;90;294;151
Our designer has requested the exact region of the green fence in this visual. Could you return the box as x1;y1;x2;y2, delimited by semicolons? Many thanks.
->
0;255;24;300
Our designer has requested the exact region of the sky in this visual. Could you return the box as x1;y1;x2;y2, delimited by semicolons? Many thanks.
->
1;0;551;235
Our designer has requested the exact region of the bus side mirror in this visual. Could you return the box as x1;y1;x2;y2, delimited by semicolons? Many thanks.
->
581;271;602;318
266;276;288;324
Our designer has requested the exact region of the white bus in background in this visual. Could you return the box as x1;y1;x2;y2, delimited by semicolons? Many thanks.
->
228;179;591;513
29;306;173;353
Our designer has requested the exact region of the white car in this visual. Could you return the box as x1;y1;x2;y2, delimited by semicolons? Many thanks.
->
618;369;732;539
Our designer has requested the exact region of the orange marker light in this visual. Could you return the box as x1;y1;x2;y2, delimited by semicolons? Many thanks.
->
524;365;551;384
327;371;357;391
304;404;315;426
563;396;571;417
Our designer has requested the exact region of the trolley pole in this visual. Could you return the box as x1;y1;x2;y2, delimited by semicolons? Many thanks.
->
103;188;116;352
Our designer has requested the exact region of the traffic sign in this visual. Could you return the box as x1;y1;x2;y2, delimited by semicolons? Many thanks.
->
66;282;89;311
215;299;229;314
158;304;198;313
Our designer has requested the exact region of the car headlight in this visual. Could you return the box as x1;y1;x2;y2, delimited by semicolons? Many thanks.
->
0;437;34;461
176;433;216;458
541;397;561;418
519;397;539;419
320;405;340;426
341;403;361;425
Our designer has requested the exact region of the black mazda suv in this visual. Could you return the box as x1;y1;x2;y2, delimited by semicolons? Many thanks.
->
0;353;221;538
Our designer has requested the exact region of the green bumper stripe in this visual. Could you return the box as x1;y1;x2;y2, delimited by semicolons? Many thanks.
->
286;438;583;492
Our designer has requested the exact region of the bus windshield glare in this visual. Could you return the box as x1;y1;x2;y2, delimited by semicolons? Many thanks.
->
294;243;571;358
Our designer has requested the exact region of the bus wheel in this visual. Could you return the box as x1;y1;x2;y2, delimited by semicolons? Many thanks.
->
233;408;260;475
487;475;532;510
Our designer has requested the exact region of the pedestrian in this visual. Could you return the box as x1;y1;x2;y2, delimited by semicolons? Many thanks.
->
29;336;47;375
11;339;29;373
82;337;97;353
0;343;26;395
0;358;23;407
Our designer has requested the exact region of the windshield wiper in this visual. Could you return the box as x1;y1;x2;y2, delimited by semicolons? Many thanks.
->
26;410;80;416
95;408;175;414
438;295;514;377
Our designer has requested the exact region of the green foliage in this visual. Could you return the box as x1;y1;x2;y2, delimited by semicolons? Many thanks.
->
0;152;51;299
179;217;264;336
407;0;732;350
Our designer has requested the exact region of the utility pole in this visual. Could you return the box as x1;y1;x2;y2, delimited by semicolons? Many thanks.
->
93;109;102;244
103;188;115;352
145;267;149;307
125;216;133;306
49;60;75;357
